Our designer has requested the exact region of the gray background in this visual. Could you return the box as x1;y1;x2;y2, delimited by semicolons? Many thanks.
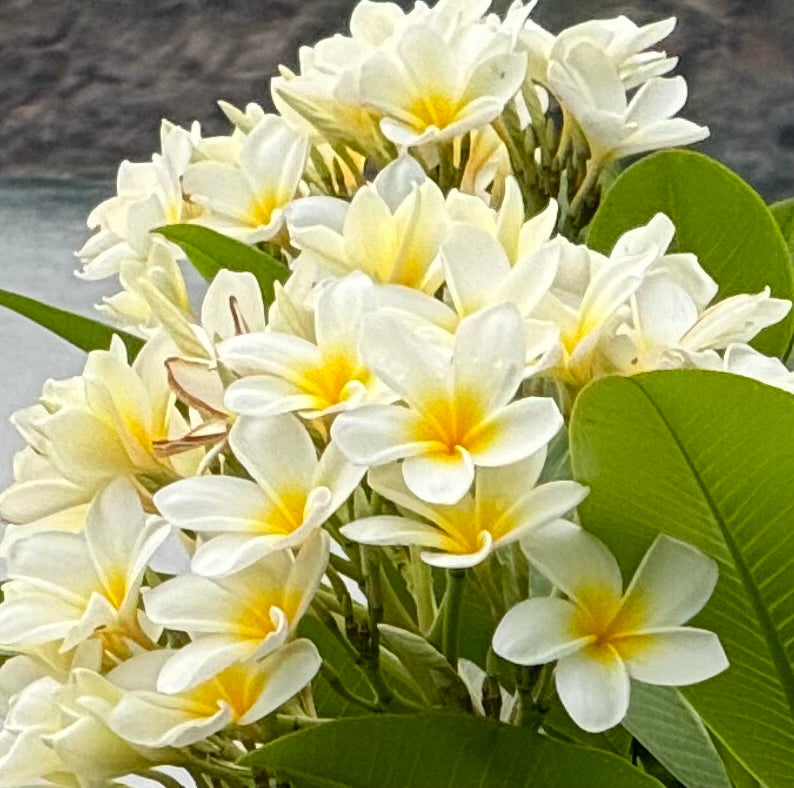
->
1;0;793;486
2;0;793;197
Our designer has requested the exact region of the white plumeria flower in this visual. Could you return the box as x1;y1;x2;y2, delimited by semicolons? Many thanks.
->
694;342;794;393
521;15;678;91
286;156;450;293
104;641;321;749
534;213;685;388
0;675;66;786
46;670;173;784
438;221;560;375
548;42;708;169
0;478;168;662
0;333;199;527
603;278;792;375
76;121;195;282
359;14;528;147
342;451;587;567
154;414;364;576
446;177;558;266
271;0;410;154
332;304;563;505
142;269;267;425
458;125;512;201
98;242;193;337
143;532;329;692
75;122;196;335
183;114;309;244
221;273;395;420
493;521;729;733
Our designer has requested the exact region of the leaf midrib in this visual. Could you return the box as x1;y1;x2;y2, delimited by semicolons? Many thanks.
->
629;377;794;722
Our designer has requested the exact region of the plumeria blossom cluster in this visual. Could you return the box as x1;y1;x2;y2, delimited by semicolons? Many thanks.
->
3;0;793;784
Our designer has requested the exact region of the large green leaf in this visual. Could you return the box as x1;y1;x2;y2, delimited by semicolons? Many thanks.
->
0;288;142;357
770;198;794;257
623;684;731;788
587;151;794;358
246;714;662;787
570;370;794;788
156;224;288;303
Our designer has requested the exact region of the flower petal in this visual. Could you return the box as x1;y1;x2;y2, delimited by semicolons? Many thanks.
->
402;447;475;505
467;396;562;466
421;531;493;569
341;516;455;550
616;534;718;631
453;304;525;413
154;476;271;533
229;414;317;498
331;405;433;466
617;627;728;685
555;645;631;733
523;520;623;610
238;639;322;725
156;635;264;694
493;597;592;665
223;376;321;417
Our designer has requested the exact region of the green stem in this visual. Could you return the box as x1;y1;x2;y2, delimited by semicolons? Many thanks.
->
437;142;455;192
275;713;332;730
144;770;186;788
320;662;381;712
182;753;252;784
532;663;555;713
409;546;437;635
441;569;466;665
474;561;505;620
328;552;364;584
567;158;601;220
299;683;318;718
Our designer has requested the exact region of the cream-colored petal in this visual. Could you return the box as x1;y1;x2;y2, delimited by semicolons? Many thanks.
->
523;520;624;611
617;627;728;685
555;645;631;733
493;597;592;665
402;447;475;505
615;535;718;631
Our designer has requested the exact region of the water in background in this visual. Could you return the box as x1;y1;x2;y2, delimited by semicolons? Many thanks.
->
0;180;134;487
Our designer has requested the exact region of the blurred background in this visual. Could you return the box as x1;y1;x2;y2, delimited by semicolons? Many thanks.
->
1;0;793;483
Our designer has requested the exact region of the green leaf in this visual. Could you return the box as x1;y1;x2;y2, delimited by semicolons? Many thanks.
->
0;288;143;357
543;696;633;758
712;736;762;788
378;624;470;709
623;684;731;788
297;615;375;718
770;198;794;257
156;224;288;303
245;714;663;787
570;370;794;788
587;150;794;358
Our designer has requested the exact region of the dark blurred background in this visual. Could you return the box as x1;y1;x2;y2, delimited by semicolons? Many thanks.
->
1;0;793;198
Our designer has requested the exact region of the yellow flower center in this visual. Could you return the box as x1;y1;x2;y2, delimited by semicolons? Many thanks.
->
188;664;265;721
259;488;308;535
414;394;486;455
295;353;372;411
103;570;128;610
570;586;647;651
408;93;463;131
247;192;280;228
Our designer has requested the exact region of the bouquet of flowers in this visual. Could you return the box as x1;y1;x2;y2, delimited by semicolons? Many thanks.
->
2;1;794;786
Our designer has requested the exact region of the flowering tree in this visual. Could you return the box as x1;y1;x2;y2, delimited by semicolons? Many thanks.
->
1;1;794;786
